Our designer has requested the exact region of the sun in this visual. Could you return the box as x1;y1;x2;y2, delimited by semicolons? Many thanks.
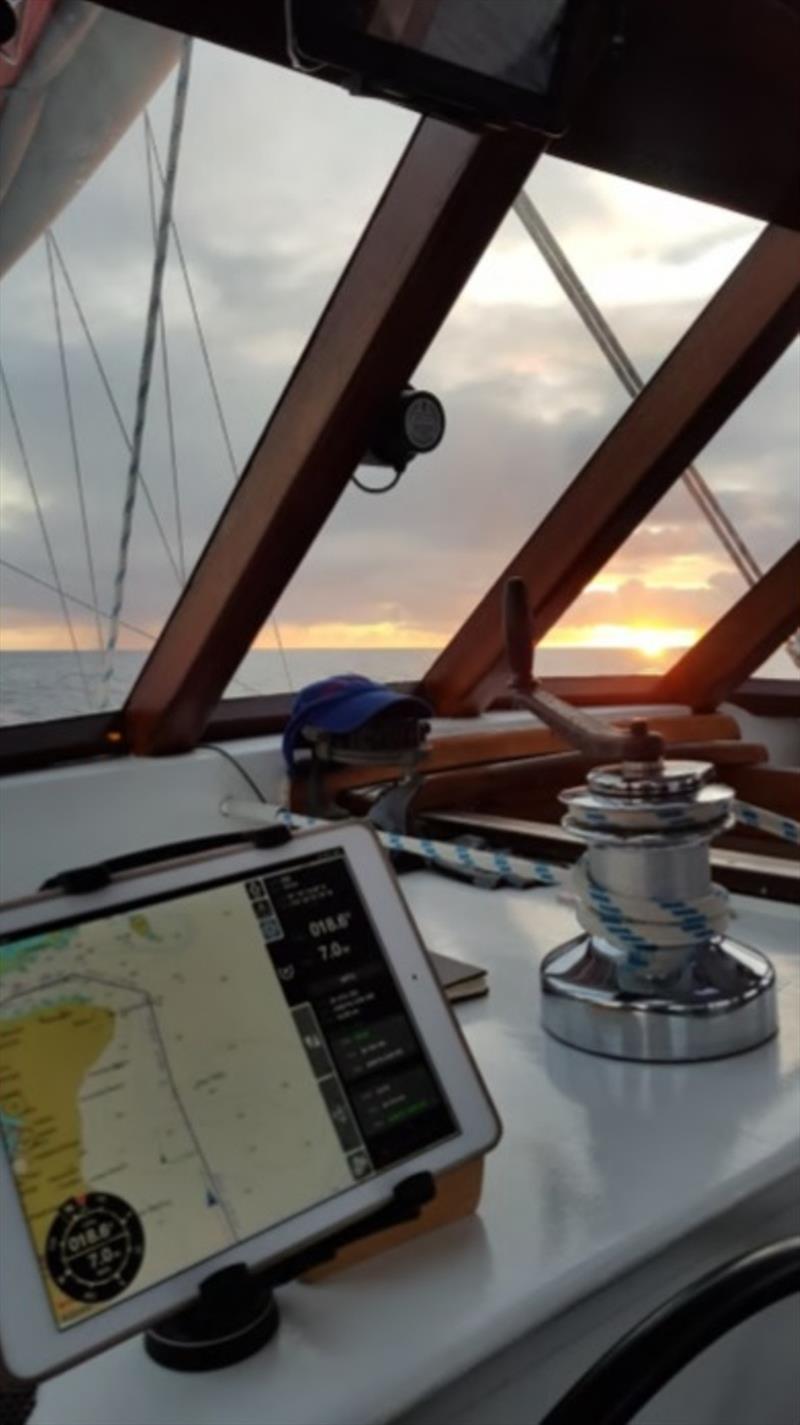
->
631;627;686;659
543;624;701;660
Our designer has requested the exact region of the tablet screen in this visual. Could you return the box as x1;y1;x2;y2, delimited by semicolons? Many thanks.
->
0;847;457;1329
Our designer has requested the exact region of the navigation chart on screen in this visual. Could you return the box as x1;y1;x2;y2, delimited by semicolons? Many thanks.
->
0;876;356;1327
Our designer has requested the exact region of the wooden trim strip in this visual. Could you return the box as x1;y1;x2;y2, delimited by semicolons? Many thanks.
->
289;712;743;809
395;739;766;822
420;225;800;715
730;678;800;719
122;118;546;755
3;675;797;778
0;714;125;777
657;542;800;710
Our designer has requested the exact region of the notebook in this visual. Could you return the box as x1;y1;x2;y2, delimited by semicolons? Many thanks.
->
430;950;489;1003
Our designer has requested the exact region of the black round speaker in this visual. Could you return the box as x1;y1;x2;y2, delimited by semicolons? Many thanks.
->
361;386;446;474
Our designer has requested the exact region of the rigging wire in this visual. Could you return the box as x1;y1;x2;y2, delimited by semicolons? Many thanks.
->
514;192;800;673
44;230;105;666
103;36;193;701
46;229;182;585
144;112;294;693
144;119;186;585
512;191;764;586
0;363;93;709
0;557;265;699
1;557;157;643
144;110;238;479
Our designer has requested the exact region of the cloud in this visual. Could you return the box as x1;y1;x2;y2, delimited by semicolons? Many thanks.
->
1;31;798;677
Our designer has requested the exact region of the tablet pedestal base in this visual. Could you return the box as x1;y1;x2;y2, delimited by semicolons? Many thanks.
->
145;1266;279;1372
143;1171;437;1372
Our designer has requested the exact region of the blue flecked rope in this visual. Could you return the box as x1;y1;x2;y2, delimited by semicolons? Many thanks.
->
225;800;563;888
570;799;798;974
734;799;800;845
225;796;798;976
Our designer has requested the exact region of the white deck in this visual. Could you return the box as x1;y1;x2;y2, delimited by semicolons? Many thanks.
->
33;873;800;1425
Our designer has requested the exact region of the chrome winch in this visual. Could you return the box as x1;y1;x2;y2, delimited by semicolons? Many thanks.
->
503;578;777;1063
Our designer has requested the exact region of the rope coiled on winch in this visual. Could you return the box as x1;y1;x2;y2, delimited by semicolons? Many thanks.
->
570;861;731;976
220;792;798;979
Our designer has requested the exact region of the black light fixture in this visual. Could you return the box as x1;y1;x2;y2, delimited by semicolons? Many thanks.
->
288;0;621;136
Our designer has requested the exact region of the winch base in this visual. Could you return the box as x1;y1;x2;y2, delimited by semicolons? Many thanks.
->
540;936;777;1062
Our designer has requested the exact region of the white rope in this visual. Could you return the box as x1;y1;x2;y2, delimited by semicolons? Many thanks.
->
570;862;731;978
734;799;800;846
144;121;186;585
220;794;799;979
220;797;562;888
103;38;192;700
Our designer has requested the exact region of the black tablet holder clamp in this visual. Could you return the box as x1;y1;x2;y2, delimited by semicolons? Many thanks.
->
42;823;437;1372
144;1170;435;1371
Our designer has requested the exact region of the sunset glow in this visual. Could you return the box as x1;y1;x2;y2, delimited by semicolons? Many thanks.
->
542;624;699;659
1;618;701;659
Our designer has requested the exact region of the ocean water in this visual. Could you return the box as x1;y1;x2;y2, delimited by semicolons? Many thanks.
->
0;645;792;728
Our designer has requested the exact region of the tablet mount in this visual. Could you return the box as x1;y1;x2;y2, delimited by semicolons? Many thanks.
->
144;1170;435;1371
41;824;438;1372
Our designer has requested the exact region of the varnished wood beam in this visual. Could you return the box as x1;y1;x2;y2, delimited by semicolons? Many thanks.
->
657;542;800;710
123;119;546;753
421;225;800;716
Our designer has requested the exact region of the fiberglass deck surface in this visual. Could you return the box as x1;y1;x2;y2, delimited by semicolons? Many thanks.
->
34;875;800;1425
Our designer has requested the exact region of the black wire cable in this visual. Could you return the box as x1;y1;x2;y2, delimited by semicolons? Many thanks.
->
351;470;403;495
0;1384;37;1425
202;742;268;804
539;1236;800;1425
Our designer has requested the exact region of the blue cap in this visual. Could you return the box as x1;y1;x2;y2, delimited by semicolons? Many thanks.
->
282;675;431;770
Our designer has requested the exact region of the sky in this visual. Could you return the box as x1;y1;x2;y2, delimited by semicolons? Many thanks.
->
1;9;798;682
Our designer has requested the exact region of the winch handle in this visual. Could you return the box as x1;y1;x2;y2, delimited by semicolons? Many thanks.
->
503;577;663;764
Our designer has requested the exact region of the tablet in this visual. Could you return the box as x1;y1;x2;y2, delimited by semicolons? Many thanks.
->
0;822;500;1381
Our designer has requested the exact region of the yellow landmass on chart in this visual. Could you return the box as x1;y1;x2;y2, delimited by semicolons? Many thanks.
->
129;913;159;942
0;1003;114;1259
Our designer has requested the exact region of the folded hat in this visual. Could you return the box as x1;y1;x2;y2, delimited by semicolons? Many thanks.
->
282;674;431;770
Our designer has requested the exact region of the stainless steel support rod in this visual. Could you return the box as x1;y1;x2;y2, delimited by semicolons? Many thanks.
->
513;190;764;587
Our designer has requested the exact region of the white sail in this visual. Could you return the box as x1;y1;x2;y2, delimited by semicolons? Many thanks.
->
0;1;180;278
